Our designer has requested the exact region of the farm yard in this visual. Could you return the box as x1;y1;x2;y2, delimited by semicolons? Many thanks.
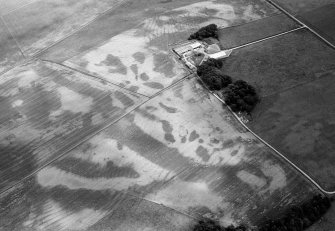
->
0;0;334;230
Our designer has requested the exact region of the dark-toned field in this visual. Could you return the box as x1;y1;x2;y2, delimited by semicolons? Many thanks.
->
222;29;335;191
249;73;335;191
222;29;335;97
218;13;299;49
271;0;335;14
307;203;335;231
298;4;335;46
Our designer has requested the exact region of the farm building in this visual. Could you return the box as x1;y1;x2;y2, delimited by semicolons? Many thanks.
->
208;50;232;59
173;41;203;56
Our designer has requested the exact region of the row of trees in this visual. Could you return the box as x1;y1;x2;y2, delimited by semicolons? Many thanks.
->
197;58;232;91
223;80;259;114
192;195;331;231
193;219;247;231
258;195;331;231
197;59;259;113
189;24;219;40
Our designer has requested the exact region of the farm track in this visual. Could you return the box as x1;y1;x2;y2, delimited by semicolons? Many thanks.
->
40;59;150;99
230;26;305;50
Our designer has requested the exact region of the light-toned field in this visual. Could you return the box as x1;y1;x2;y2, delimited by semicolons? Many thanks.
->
0;77;318;230
2;0;125;56
64;0;278;97
0;60;145;192
0;20;24;74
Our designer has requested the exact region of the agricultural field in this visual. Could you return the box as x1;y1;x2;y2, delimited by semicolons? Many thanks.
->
272;0;335;14
218;13;299;49
0;77;318;230
308;205;335;231
1;0;127;56
298;4;335;46
222;29;335;97
0;20;24;74
0;0;332;230
63;0;279;97
249;72;335;191
0;60;145;192
222;28;335;190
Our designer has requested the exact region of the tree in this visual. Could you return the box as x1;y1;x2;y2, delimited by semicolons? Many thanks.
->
258;195;332;231
189;24;219;40
223;81;259;113
199;68;232;91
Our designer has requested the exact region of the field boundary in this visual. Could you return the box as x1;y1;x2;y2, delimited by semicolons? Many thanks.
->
29;0;131;58
0;69;193;197
40;59;151;98
191;72;335;195
0;16;26;58
265;0;335;49
210;92;335;195
230;26;305;50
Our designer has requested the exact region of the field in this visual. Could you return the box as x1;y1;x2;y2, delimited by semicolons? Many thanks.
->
0;77;318;230
222;29;335;97
0;0;331;230
298;4;335;46
272;0;335;14
218;13;299;49
307;204;335;231
221;28;335;191
0;20;24;74
0;60;145;192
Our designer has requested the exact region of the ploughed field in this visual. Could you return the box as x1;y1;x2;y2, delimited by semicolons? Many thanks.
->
0;0;326;230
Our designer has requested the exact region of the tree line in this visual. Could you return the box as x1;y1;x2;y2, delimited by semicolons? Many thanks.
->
188;24;219;40
193;219;247;231
197;59;259;114
258;194;331;231
192;195;332;231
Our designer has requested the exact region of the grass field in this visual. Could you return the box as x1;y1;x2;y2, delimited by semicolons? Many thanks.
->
298;4;335;46
271;0;335;14
0;60;145;192
222;29;335;191
249;73;335;191
222;29;335;97
218;13;299;49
